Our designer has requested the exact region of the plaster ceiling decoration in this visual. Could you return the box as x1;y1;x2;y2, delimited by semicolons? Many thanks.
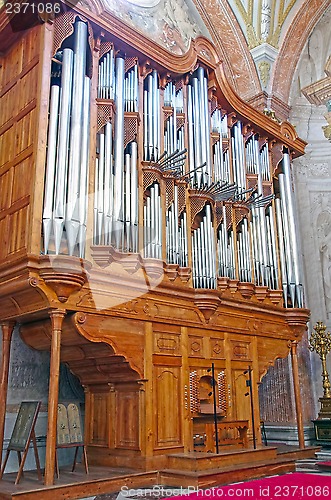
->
226;0;306;91
100;0;210;54
229;0;305;50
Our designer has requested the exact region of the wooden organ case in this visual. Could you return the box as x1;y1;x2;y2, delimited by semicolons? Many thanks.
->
0;1;309;478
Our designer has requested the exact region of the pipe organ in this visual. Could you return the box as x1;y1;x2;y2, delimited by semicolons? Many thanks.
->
0;2;310;479
40;13;304;307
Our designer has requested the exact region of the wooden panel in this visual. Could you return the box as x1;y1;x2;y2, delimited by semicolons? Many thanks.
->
230;340;252;361
155;367;181;448
88;392;111;447
210;337;225;359
0;218;9;261
188;335;203;357
0;27;41;264
15;109;36;156
0;169;13;211
115;388;140;449
0;129;14;167
154;332;180;355
232;369;251;423
8;205;29;254
11;157;33;203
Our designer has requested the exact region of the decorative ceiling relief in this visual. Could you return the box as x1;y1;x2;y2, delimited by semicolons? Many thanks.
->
101;0;209;54
229;0;304;91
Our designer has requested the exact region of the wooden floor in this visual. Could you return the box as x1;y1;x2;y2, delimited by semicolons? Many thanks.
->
0;446;320;500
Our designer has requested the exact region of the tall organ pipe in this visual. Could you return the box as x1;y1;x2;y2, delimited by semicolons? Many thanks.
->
131;142;138;252
43;84;60;253
66;20;88;255
113;55;125;249
278;173;295;305
282;153;303;307
78;76;91;257
275;197;289;307
104;122;113;245
53;48;73;254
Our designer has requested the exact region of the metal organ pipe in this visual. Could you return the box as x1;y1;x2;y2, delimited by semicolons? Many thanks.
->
41;33;305;310
53;47;73;254
66;20;88;255
113;55;125;249
191;206;216;289
275;197;289;306
278;153;303;307
187;68;211;187
43;21;91;257
144;183;162;259
78;76;91;257
43;84;60;254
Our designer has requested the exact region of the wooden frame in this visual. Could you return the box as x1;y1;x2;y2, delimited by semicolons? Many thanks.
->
0;401;42;485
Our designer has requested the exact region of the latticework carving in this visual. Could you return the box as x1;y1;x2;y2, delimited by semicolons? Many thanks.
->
263;182;273;197
189;371;200;413
218;370;227;414
177;182;187;215
215;202;223;227
53;12;93;77
210;96;218;115
175;79;184;92
143;168;162;191
189;192;214;224
97;101;114;132
165;179;174;209
176;115;185;130
124;113;139;148
211;132;220;147
234;205;249;226
99;42;113;60
163;108;173;123
225;203;232;229
125;57;138;73
247;175;258;190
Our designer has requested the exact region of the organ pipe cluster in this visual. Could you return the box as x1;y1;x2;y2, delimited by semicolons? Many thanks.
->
43;20;90;258
42;27;304;308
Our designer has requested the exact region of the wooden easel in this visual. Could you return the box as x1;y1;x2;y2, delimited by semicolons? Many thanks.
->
0;401;42;484
56;402;88;477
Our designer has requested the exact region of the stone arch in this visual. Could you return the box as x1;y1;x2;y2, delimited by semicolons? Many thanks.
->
192;0;261;100
270;0;331;106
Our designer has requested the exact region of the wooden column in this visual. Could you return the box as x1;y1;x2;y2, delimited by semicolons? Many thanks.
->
0;321;15;468
44;309;65;485
290;341;305;449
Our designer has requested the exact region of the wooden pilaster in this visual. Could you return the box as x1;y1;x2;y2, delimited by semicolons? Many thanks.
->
290;341;305;449
0;321;15;469
44;309;66;486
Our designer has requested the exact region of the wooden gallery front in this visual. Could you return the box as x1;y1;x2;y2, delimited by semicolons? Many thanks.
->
0;1;312;490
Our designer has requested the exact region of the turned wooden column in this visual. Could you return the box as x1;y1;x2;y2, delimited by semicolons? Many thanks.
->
0;321;15;469
290;341;305;449
44;309;65;485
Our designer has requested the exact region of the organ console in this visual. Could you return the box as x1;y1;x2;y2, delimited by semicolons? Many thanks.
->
0;1;311;485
